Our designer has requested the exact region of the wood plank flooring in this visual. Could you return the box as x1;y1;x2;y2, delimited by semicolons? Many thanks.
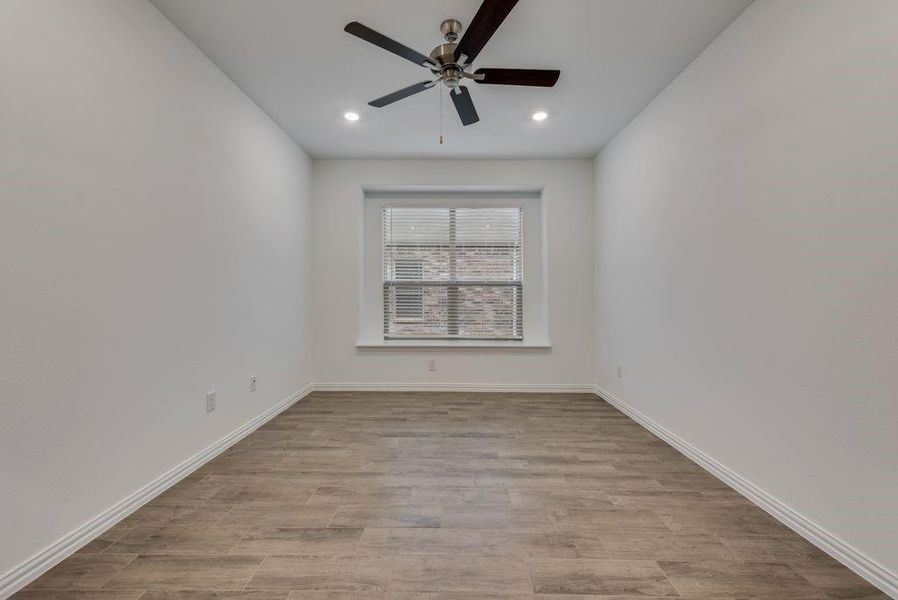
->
16;392;887;599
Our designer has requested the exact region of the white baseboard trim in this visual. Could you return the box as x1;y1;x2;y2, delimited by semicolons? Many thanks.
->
0;383;315;599
593;384;898;599
313;382;596;393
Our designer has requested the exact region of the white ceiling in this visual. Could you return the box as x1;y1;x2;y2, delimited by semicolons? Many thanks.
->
151;0;751;158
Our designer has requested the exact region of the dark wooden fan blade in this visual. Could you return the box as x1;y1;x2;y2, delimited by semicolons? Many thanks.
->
450;86;480;126
369;80;436;107
345;22;436;68
454;0;519;64
474;68;560;87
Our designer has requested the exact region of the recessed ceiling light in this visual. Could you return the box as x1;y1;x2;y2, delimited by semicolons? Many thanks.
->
531;111;548;122
344;111;360;122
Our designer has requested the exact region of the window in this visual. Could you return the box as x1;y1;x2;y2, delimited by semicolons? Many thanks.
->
359;189;547;349
393;257;424;321
382;207;523;340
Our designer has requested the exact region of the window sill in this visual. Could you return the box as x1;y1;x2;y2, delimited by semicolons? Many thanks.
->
356;339;552;351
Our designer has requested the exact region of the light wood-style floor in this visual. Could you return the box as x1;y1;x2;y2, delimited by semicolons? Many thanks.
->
17;392;886;599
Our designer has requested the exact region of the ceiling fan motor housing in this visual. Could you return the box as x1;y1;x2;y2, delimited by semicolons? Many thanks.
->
429;42;458;67
429;41;462;88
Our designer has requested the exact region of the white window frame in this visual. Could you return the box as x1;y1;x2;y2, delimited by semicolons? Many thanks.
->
358;188;550;349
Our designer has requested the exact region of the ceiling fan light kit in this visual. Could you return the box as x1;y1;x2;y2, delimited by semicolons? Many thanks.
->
344;0;560;133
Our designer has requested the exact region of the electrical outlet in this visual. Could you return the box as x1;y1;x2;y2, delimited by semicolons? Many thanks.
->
206;391;216;413
250;376;257;392
428;359;437;372
617;365;623;378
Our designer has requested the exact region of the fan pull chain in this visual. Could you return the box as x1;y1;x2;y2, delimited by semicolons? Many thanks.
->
439;87;444;144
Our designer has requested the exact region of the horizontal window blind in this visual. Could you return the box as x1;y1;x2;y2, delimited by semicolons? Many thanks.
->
383;207;523;340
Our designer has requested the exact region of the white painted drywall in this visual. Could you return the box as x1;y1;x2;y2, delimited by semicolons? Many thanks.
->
0;0;313;578
594;0;898;581
311;159;594;387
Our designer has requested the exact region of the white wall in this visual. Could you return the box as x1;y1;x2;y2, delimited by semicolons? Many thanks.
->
0;0;313;581
311;159;594;388
594;0;898;587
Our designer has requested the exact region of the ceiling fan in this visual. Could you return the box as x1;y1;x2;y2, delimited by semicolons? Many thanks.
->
344;0;560;127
